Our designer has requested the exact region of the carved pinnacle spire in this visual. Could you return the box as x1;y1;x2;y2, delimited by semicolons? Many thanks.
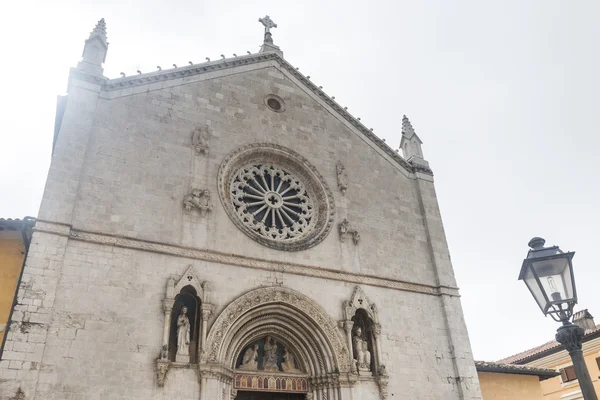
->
401;115;416;138
89;18;108;45
78;18;108;76
399;115;429;169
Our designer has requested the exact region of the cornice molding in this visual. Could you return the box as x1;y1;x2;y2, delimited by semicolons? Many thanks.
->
69;52;431;176
33;220;460;297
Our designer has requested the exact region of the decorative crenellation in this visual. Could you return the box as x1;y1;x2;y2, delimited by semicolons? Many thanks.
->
183;189;213;216
339;218;359;245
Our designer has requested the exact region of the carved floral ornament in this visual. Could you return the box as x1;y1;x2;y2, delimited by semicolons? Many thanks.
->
218;143;336;251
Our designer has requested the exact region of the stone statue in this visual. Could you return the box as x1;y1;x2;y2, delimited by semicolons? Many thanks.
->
238;344;259;371
191;126;209;155
175;307;191;363
262;336;279;371
160;344;168;360
352;327;371;372
281;348;301;373
238;344;258;371
336;161;348;194
183;189;213;216
339;218;360;245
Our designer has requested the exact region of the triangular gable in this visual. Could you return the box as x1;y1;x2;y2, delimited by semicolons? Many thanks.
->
72;51;430;176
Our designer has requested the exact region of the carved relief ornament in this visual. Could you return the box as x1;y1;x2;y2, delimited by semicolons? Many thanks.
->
339;218;359;244
183;189;213;216
336;161;348;195
192;126;210;156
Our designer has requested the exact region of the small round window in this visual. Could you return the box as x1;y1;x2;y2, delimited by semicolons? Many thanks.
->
264;94;285;113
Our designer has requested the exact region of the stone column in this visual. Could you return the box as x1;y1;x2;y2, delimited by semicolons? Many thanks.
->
372;323;382;369
200;303;213;356
343;320;355;373
162;299;174;349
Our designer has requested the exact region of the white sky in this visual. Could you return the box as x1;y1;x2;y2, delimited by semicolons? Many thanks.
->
1;0;599;362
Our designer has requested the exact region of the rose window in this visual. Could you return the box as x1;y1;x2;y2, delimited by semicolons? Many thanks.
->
218;144;335;251
231;164;314;240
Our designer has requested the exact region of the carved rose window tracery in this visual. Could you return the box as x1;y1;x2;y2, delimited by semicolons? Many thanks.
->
231;164;314;241
218;144;336;251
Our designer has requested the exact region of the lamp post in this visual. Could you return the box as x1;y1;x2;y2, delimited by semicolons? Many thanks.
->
519;237;598;400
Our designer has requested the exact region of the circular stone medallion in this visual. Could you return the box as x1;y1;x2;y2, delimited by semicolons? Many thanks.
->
218;144;335;251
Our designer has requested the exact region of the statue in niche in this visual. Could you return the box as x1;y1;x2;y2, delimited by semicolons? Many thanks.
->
191;126;210;155
281;348;301;373
238;344;259;371
352;327;371;372
175;307;191;362
183;189;213;216
336;161;348;195
262;336;279;371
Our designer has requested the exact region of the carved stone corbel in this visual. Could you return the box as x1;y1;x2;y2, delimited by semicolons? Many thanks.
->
156;358;170;387
231;388;238;399
339;218;359;244
376;365;389;400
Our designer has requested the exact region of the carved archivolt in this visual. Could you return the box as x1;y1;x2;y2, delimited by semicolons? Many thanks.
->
217;143;336;251
204;286;351;374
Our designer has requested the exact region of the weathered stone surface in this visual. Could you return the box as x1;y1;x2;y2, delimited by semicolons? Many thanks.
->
0;43;480;399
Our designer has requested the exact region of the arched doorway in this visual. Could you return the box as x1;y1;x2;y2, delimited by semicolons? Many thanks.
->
235;392;305;400
204;286;352;399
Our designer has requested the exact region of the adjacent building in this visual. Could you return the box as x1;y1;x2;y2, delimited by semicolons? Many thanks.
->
498;310;600;400
0;17;482;399
0;218;34;347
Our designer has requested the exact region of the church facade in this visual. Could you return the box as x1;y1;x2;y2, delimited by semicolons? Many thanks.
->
0;18;482;400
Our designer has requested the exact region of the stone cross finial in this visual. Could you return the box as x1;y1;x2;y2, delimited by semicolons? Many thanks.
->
259;15;277;33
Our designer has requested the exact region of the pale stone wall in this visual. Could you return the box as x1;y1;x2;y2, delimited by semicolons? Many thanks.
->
0;57;481;399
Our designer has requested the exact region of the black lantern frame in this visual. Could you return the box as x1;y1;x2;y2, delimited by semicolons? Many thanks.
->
518;238;576;322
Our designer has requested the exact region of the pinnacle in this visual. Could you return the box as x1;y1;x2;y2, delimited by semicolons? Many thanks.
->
89;18;108;44
401;115;416;137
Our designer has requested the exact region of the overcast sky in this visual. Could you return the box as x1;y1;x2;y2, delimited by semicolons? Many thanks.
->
2;1;599;361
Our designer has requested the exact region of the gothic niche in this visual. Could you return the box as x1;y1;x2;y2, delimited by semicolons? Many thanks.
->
351;310;374;373
236;336;303;374
342;286;388;399
170;286;200;363
156;266;213;387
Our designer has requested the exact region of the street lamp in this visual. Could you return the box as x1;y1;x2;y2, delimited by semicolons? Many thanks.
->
519;237;598;400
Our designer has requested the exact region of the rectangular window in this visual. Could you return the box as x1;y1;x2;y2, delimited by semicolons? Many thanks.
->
560;365;577;383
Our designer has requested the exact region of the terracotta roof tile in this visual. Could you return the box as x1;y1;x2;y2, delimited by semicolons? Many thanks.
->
475;360;559;380
498;323;600;364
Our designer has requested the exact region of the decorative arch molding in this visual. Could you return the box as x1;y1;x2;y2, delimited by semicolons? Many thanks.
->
204;286;351;375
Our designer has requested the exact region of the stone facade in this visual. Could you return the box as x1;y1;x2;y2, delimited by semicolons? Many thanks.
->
0;19;482;400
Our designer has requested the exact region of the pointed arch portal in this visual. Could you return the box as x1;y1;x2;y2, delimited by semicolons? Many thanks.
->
204;287;352;397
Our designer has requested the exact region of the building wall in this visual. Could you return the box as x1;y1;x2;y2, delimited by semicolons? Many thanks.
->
531;343;600;400
0;58;481;399
478;372;542;400
0;231;25;344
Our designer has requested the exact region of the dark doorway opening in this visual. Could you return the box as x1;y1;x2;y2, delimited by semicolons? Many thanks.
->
235;391;306;400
